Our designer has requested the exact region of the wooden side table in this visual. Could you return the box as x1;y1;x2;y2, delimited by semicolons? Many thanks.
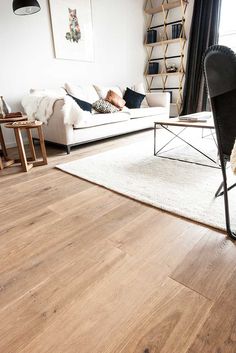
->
0;116;27;170
5;121;48;172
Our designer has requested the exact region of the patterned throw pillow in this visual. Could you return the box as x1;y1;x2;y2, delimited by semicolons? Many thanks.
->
92;99;119;114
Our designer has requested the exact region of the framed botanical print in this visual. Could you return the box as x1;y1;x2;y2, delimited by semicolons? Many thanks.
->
49;0;94;62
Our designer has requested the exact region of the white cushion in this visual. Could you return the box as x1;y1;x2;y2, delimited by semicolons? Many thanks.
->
74;111;130;129
129;107;166;119
30;88;66;97
94;85;123;99
64;83;99;103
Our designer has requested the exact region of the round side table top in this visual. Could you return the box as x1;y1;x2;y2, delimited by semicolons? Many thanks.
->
0;116;28;124
5;121;42;129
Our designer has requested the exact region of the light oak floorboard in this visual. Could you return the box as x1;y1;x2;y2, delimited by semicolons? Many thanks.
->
171;230;236;300
0;131;235;353
187;267;236;353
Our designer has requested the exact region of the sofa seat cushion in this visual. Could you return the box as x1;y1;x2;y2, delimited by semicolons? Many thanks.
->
129;107;166;119
74;111;130;129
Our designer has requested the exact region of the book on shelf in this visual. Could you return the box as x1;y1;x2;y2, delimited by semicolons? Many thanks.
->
172;23;183;39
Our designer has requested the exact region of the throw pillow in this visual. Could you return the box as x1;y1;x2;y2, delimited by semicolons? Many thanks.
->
94;85;123;99
123;88;146;109
119;83;149;108
92;99;119;114
105;90;126;110
67;94;92;112
132;83;149;108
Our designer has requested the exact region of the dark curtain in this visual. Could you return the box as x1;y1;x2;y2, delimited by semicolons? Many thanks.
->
181;0;222;115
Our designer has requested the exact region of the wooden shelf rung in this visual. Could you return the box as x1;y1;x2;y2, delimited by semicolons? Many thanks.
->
146;71;184;78
145;0;188;15
146;38;186;47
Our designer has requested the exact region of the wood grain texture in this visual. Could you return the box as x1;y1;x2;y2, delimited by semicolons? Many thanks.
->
171;230;236;300
187;267;236;353
0;130;234;353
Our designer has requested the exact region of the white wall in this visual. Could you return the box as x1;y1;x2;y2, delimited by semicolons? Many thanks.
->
0;0;146;146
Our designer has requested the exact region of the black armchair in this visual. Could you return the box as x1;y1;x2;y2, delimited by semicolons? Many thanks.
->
204;45;236;240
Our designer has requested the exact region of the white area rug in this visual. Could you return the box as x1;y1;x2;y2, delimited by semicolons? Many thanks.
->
57;129;236;232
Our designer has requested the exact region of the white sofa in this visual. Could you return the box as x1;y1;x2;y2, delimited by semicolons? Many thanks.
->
28;84;170;154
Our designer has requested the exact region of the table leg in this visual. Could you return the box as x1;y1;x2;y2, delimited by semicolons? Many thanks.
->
14;128;33;172
26;129;36;161
0;125;8;158
37;126;48;165
0;156;3;170
155;124;219;168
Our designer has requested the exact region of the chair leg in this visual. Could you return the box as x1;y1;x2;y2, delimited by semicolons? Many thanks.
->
221;159;236;240
215;181;224;197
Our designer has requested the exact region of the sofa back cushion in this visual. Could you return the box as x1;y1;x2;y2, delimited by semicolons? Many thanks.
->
30;88;66;97
64;83;99;103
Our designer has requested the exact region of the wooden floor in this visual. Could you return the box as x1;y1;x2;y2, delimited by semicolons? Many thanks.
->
1;130;236;353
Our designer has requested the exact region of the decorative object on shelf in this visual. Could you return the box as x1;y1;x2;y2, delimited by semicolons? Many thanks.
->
0;96;11;118
12;0;41;15
49;0;94;62
148;62;159;75
144;0;188;115
147;30;157;44
166;64;178;73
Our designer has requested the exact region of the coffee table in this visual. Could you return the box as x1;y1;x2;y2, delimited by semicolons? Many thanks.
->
154;117;218;168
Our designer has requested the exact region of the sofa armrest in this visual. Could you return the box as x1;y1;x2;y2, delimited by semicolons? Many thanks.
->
38;99;74;146
146;92;170;112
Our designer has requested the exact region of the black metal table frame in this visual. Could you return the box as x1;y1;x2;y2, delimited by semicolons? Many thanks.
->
154;122;219;169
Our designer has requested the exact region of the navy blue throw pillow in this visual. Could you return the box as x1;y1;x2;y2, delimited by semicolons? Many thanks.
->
67;94;92;112
123;88;146;109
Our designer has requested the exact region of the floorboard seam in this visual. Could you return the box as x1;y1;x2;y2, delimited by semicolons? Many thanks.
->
168;275;213;302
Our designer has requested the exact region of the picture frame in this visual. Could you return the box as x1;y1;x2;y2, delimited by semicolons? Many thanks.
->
49;0;94;62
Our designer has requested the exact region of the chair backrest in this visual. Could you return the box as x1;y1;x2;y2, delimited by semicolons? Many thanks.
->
204;45;236;158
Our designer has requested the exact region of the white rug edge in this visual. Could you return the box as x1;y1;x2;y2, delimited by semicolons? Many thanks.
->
55;164;225;233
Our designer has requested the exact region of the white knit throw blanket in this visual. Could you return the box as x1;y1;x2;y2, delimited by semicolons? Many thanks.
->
21;94;63;124
230;140;236;175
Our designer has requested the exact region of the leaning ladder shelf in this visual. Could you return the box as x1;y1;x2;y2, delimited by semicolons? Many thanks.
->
144;0;188;115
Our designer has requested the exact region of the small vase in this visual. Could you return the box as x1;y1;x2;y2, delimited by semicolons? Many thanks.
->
0;96;11;117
